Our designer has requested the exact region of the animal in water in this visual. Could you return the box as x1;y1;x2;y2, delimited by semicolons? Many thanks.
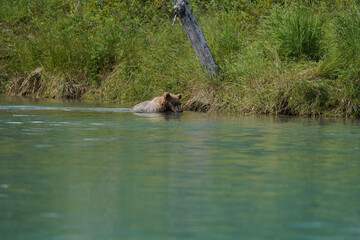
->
131;92;183;113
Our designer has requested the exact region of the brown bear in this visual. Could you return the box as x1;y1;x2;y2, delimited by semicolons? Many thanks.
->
131;92;183;113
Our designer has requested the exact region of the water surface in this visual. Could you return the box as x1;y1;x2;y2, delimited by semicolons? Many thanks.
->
1;97;360;240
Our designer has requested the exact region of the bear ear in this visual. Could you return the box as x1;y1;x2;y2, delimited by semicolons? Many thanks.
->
177;93;182;99
163;92;171;99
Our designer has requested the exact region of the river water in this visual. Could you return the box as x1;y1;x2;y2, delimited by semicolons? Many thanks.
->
1;96;360;240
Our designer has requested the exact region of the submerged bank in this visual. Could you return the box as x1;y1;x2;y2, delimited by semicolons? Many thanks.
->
1;0;360;117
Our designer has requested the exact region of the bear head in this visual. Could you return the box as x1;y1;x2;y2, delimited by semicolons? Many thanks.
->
163;92;183;113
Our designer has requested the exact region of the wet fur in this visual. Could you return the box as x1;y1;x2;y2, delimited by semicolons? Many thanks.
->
131;92;183;113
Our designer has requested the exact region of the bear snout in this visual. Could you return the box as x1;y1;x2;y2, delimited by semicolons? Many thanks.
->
173;105;183;113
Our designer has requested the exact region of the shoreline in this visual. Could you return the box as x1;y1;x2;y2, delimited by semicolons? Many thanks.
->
1;1;359;118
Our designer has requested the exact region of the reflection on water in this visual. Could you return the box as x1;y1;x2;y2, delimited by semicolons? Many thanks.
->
0;97;360;240
133;112;183;121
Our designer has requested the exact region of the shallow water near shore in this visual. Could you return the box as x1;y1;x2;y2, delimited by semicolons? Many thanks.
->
1;96;360;240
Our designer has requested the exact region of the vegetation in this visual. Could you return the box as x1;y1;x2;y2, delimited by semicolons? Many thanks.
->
1;0;360;117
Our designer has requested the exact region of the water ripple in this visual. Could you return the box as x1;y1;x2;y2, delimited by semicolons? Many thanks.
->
0;194;9;198
5;121;23;124
39;212;61;219
0;105;131;113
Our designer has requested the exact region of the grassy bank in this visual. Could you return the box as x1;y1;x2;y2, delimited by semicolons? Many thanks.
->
1;0;360;117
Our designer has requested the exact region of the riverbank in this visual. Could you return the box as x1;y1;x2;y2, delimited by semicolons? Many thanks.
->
1;1;359;117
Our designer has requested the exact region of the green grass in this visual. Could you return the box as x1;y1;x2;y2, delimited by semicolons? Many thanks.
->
1;0;360;117
261;4;323;61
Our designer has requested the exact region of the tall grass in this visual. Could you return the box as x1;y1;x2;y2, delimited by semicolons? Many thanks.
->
86;23;205;103
320;6;360;116
261;5;323;61
1;0;360;117
216;3;327;116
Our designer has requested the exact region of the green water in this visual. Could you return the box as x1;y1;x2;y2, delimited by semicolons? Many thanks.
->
1;97;360;240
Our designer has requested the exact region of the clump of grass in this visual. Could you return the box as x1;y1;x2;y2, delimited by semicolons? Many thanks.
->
320;6;360;116
322;7;360;78
261;4;323;61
